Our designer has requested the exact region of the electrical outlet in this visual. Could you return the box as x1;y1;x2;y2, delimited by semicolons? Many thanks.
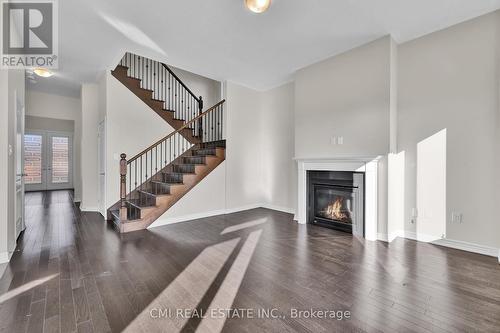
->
451;212;463;224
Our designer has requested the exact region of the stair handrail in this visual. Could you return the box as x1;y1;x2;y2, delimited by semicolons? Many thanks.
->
161;63;201;104
127;99;225;164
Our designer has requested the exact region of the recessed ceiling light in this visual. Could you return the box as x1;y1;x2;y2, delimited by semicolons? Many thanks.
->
245;0;271;13
33;68;54;78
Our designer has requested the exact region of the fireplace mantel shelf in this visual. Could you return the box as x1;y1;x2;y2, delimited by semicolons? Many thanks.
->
294;156;383;163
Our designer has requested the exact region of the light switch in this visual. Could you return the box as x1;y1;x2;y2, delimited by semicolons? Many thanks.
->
337;136;344;145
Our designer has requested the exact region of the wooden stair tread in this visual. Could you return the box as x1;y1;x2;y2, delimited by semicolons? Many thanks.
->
137;189;171;197
126;199;156;209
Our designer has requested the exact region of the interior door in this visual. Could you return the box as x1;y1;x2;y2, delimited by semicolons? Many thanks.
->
97;120;106;216
15;91;25;238
24;131;45;191
46;132;73;190
24;131;73;191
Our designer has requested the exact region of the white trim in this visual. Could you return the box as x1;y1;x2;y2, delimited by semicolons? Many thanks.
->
403;231;442;243
296;157;381;241
377;233;499;260
388;230;404;242
150;209;228;228
224;204;262;215
260;203;295;215
377;233;388;242
0;251;13;264
149;203;295;230
431;238;499;258
80;206;99;212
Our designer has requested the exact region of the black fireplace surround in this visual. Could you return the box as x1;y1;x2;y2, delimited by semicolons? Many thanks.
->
307;171;365;235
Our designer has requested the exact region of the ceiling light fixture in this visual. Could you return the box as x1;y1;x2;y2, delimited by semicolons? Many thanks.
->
33;68;54;78
245;0;271;13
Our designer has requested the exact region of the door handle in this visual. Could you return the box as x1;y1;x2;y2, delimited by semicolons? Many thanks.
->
100;173;105;176
16;173;27;177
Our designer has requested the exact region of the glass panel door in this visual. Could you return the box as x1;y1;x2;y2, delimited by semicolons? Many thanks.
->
24;133;45;191
47;133;72;190
24;131;73;191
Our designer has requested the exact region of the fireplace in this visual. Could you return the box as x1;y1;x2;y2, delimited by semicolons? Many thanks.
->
307;171;364;235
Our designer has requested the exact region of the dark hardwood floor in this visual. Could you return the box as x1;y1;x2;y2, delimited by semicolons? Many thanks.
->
1;190;499;333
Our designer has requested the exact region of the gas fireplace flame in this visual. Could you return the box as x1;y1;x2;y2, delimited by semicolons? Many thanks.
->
321;197;352;223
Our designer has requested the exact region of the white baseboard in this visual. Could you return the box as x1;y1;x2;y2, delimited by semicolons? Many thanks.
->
0;251;13;264
377;231;499;260
432;238;499;258
377;232;389;242
402;231;441;243
387;230;404;242
224;204;262;215
80;206;99;212
149;203;295;230
260;203;295;215
149;209;228;228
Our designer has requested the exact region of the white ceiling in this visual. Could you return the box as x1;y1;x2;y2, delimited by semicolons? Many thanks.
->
28;0;500;97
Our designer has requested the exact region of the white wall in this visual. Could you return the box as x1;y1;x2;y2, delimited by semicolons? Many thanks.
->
170;65;221;111
0;69;25;263
398;11;500;248
80;84;100;211
224;82;265;210
261;83;296;212
294;36;392;159
25;90;82;201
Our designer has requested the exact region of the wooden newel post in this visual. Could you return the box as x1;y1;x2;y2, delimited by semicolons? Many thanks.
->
119;153;127;208
198;96;203;139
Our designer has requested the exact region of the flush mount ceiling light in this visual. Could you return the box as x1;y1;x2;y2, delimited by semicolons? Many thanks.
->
33;68;54;78
245;0;271;13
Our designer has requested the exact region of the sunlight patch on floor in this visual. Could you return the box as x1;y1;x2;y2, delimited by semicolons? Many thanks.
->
196;229;262;332
124;238;240;332
220;218;267;235
0;274;59;304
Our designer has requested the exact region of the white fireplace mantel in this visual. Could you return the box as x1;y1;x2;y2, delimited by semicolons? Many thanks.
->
294;156;382;241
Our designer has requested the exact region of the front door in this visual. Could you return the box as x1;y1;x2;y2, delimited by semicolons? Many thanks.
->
24;131;73;191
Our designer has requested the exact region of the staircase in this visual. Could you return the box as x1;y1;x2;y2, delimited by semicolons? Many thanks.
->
107;52;226;233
